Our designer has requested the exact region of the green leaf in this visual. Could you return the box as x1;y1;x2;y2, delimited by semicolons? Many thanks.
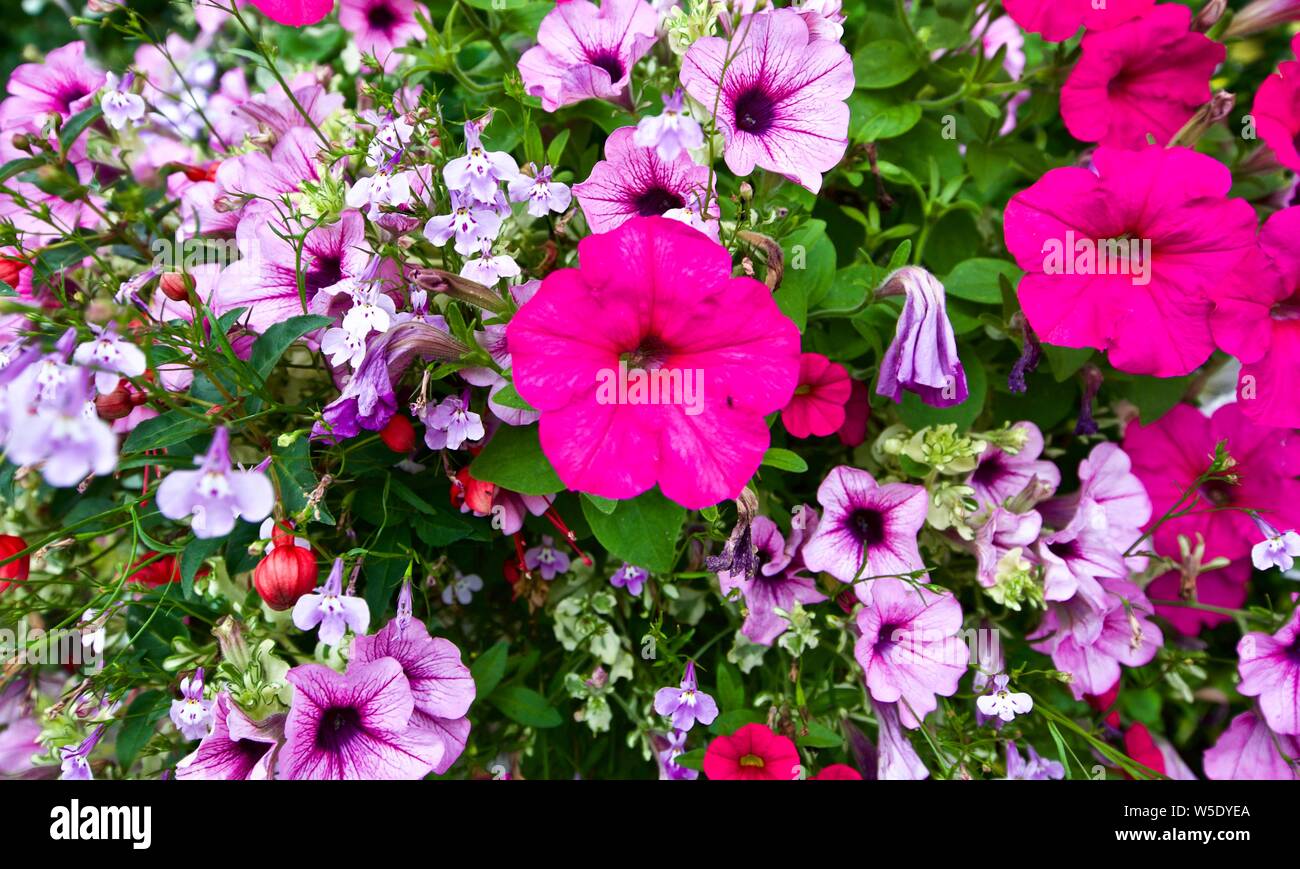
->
1041;344;1093;383
546;129;570;166
898;348;988;431
943;259;1022;305
469;424;564;495
708;708;765;735
796;721;844;749
471;640;510;698
180;535;224;598
853;41;920;89
761;448;808;473
491;382;537;412
778;219;836;322
0;157;42;184
673;747;705;770
117;690;168;768
581;492;618;514
59;106;103;153
716;661;744;711
580;489;686;573
1118;374;1195;424
248;315;332;380
490;685;562;728
122;410;209;452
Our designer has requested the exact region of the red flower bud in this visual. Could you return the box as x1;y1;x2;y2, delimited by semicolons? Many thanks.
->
129;552;180;587
380;414;416;453
254;544;318;611
95;385;135;420
0;256;25;290
159;272;193;302
451;466;495;515
0;535;30;593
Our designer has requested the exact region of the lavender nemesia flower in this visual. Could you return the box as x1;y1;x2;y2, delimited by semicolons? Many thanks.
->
525;535;570;581
444;119;519;205
100;71;145;130
507;164;572;217
73;322;147;394
634;89;704;161
610;563;648;595
680;9;853;193
170;668;214;740
293;558;370;647
802;466;929;602
518;0;659;112
875;267;969;409
156;427;274;539
573;126;716;234
653;661;719;732
277;658;445;780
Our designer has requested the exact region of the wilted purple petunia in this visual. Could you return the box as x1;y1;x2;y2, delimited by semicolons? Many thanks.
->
155;427;274;539
801;466;929;602
277;658;445;780
176;692;284;780
292;558;370;647
875;267;969;409
717;508;826;646
653;661;719;732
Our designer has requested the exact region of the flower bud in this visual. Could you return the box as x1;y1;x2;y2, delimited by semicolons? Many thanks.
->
380;414;416;453
159;272;193;302
94;385;135;420
128;552;182;587
0;535;30;593
253;544;318;611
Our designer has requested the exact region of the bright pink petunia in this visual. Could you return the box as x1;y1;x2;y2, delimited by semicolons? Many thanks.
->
517;0;659;112
572;126;716;234
702;722;800;780
0;42;104;136
1003;145;1258;377
1123;402;1300;563
782;353;851;439
1236;610;1300;736
1255;34;1300;172
1211;206;1300;428
1204;711;1300;780
507;216;801;509
1002;0;1154;42
1060;5;1223;149
247;0;334;26
680;8;853;193
339;0;424;73
1146;558;1249;637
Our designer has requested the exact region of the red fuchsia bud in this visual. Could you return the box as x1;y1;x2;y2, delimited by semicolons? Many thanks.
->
94;385;135;420
0;535;31;593
0;256;26;290
159;272;193;302
253;544;318;611
128;552;180;587
380;414;416;453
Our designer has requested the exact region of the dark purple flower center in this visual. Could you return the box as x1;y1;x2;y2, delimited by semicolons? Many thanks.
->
1047;539;1079;561
620;335;669;370
367;2;398;31
316;706;363;752
849;509;885;547
587;50;625;83
1200;479;1235;507
233;738;272;773
732;87;776;135
634;186;686;217
1272;295;1300;321
876;622;905;651
306;255;344;295
970;453;1006;489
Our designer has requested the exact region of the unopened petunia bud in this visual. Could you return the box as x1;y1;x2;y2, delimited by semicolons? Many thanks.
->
253;544;318;611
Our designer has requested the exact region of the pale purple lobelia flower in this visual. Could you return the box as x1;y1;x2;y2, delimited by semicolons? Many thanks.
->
424;188;504;256
460;241;521;287
975;674;1033;723
419;392;485;450
633;89;704;161
525;535;570;580
169;668;214;741
3;365;118;488
872;698;929;779
351;610;476;775
441;570;483;605
718;507;827;646
73;322;147;394
1251;515;1300;573
966;422;1060;509
507;164;572;218
1004;741;1064;780
444;119;520;205
653;661;719;732
293;558;370;647
610;563;648;595
875;267;969;409
801;466;929;603
100;71;146;130
680;9;853;193
518;0;659;112
654;729;698;780
1236;610;1300;735
59;724;108;781
176;692;285;780
854;578;970;728
156;427;274;539
0;41;104;136
1204;711;1300;780
278;658;445;779
573;126;717;234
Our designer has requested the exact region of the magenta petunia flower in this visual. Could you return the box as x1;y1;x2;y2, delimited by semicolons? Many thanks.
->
680;9;853;193
248;0;335;27
1059;5;1222;149
1255;34;1300;172
339;0;423;72
1002;0;1153;43
1003;145;1258;377
1204;711;1300;780
572;126;715;235
717;508;826;646
1237;610;1300;736
781;353;851;439
507;216;801;509
0;41;104;136
1147;558;1249;638
854;578;970;729
517;0;659;112
176;692;285;780
156;427;275;539
351;612;476;775
966;422;1059;509
1211;207;1300;429
701;722;800;780
801;466;928;602
1123;402;1300;563
278;658;445;780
